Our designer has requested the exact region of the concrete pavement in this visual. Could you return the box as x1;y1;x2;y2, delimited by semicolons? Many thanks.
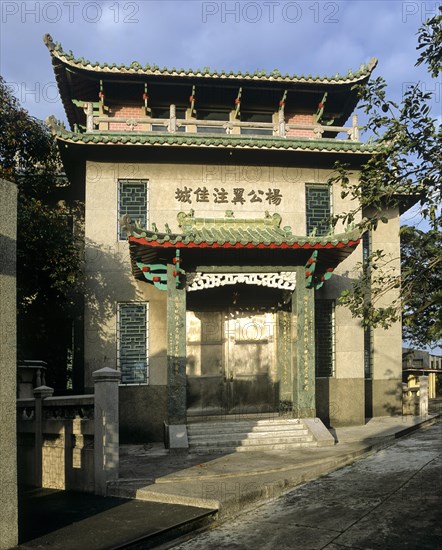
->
170;418;442;550
109;413;440;519
16;404;441;550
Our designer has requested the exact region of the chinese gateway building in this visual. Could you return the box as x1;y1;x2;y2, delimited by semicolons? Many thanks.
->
45;34;403;448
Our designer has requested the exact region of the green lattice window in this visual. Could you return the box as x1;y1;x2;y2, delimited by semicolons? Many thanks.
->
363;231;373;378
362;231;371;265
117;303;149;384
364;327;373;379
315;300;335;377
306;185;331;236
118;180;149;240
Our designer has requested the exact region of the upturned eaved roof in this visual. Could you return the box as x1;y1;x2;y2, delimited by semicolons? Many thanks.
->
44;33;376;85
44;33;377;132
124;211;361;280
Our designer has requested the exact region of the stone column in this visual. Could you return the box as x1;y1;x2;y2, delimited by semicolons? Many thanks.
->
185;108;197;133
85;102;94;132
169;104;177;133
93;367;120;496
167;264;187;424
0;178;18;549
33;385;54;488
419;375;428;417
277;310;293;414
229;111;241;134
291;267;316;418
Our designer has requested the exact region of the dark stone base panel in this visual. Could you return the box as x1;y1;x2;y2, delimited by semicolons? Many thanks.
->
120;385;167;443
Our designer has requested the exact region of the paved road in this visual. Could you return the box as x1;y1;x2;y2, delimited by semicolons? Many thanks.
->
170;420;441;550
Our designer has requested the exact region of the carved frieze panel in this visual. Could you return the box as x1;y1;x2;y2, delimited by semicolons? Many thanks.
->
186;272;297;292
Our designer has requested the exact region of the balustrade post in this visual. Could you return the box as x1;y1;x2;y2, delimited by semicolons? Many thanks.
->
313;126;324;139
352;114;359;141
185;108;196;133
278;109;285;137
419;375;428;417
229;111;240;134
86;102;94;132
92;367;121;496
33;386;54;487
169;104;177;133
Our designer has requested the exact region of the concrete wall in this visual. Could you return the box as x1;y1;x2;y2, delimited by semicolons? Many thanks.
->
84;160;399;436
316;378;365;426
0;178;18;549
315;176;365;425
316;206;402;425
119;386;167;442
369;206;403;416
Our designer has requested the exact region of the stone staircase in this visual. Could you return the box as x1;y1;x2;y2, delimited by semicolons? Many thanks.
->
187;417;320;453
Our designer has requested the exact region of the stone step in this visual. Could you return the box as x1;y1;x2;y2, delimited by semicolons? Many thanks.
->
189;435;314;447
188;417;302;426
188;420;304;435
190;441;318;453
188;429;311;442
187;418;320;453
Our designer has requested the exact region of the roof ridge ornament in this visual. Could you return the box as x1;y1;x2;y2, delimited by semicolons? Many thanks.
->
177;210;283;232
43;33;56;51
43;34;377;84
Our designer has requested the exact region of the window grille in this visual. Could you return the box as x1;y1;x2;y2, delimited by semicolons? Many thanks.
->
118;179;149;240
117;303;149;385
364;327;373;379
306;185;331;236
315;300;335;377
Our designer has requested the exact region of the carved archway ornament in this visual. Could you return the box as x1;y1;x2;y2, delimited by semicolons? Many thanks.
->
186;271;297;292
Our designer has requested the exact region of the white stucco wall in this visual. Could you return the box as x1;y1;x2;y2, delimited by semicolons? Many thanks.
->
84;160;365;389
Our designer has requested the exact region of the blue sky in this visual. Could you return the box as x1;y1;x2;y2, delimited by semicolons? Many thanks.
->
2;1;440;227
1;1;440;124
1;1;440;350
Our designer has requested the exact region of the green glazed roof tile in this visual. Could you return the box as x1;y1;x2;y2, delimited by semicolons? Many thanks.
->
50;125;377;154
121;211;361;249
44;34;377;85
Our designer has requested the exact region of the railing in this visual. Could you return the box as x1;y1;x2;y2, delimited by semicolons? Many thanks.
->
17;360;47;398
402;375;428;416
84;103;360;141
16;367;120;495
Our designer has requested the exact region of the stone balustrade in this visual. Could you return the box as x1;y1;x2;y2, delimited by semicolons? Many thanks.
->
402;375;429;417
17;360;47;398
86;103;360;141
16;367;120;495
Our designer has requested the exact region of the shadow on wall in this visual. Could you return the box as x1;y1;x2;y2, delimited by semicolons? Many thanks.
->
82;239;171;443
382;371;403;416
16;235;135;394
315;378;342;427
82;238;136;384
